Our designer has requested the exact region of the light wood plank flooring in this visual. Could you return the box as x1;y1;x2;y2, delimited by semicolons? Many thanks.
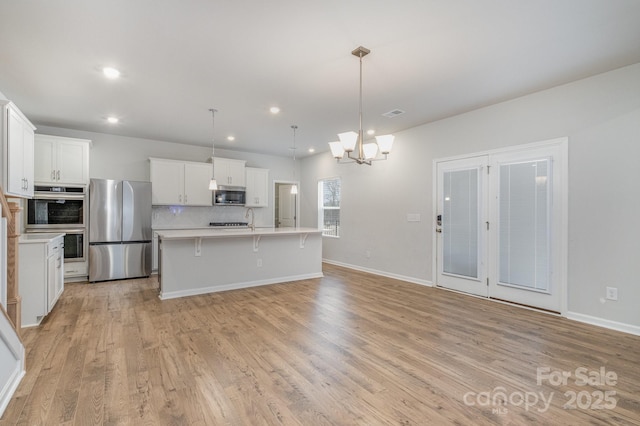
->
2;263;639;425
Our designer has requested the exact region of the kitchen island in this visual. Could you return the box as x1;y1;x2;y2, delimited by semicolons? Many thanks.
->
156;227;323;299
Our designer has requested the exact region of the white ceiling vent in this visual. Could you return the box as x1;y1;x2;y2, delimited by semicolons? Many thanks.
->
382;109;405;118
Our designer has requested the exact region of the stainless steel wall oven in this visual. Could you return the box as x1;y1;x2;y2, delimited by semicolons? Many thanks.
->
25;185;88;263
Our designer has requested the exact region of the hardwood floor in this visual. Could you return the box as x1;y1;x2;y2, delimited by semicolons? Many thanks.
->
2;263;639;425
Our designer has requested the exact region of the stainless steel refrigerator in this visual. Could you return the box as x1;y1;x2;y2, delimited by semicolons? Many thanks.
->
89;179;152;282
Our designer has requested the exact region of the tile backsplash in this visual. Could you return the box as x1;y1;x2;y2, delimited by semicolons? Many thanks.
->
152;205;268;228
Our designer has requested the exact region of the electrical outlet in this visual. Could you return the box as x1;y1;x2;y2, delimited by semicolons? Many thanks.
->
605;287;618;301
257;258;262;267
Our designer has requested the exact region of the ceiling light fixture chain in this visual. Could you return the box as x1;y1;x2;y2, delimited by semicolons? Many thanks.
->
328;46;394;165
290;125;298;195
208;108;218;191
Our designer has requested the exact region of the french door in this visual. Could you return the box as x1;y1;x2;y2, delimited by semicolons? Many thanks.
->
436;156;488;297
435;140;567;313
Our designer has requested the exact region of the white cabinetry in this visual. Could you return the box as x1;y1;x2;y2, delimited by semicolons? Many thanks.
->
245;167;269;207
34;134;90;185
152;231;159;272
149;158;213;206
214;157;246;187
19;233;64;327
1;100;35;198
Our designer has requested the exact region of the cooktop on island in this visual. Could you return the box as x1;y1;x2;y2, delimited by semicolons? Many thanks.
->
209;222;248;228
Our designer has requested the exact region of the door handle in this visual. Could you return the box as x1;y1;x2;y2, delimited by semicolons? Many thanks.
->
57;170;60;180
436;228;442;233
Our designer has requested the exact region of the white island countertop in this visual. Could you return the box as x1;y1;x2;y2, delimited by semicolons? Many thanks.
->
156;227;321;240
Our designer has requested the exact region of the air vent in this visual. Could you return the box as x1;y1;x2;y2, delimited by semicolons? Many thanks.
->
382;109;405;118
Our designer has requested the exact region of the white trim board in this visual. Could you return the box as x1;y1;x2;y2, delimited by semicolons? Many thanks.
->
567;312;640;337
324;260;640;336
0;312;25;417
322;259;433;287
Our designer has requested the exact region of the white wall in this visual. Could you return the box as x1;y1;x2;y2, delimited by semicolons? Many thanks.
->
35;126;300;228
301;63;640;330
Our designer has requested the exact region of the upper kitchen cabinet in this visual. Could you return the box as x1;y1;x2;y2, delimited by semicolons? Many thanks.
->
34;134;91;185
149;157;213;206
245;167;269;207
1;100;36;198
214;157;246;187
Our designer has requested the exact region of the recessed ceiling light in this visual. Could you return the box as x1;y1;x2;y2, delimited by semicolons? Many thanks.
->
227;136;235;141
366;129;375;136
107;116;119;124
269;106;280;114
308;148;315;153
102;67;121;79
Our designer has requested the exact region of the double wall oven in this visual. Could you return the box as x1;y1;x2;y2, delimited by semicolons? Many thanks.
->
25;185;87;264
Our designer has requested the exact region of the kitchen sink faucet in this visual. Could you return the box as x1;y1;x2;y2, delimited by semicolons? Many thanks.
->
245;207;255;231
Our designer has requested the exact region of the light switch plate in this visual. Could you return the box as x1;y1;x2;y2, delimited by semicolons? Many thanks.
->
407;213;421;222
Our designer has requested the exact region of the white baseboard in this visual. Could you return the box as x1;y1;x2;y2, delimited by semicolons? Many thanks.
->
323;260;640;337
0;367;24;417
159;272;324;300
0;309;25;418
566;311;640;336
322;259;433;287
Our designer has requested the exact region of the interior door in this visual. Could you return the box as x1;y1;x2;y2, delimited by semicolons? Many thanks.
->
487;145;565;312
436;156;488;297
277;184;297;227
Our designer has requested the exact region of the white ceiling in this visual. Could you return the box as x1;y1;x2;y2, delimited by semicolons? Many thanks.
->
1;1;639;158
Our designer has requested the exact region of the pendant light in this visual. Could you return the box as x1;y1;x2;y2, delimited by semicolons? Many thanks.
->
290;125;298;195
208;108;218;190
328;46;394;165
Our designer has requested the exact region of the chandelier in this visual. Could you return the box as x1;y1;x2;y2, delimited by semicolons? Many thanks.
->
328;46;394;165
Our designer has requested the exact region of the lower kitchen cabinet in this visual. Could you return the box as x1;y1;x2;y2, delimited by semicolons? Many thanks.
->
152;231;159;272
64;261;88;281
19;233;65;327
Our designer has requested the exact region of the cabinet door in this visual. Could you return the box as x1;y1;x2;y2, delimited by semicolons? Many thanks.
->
245;167;269;207
227;160;246;186
22;124;34;197
150;160;184;205
46;253;57;312
55;245;64;302
7;107;26;196
213;158;227;184
184;163;213;206
213;158;246;186
57;140;88;184
152;232;159;272
34;138;56;183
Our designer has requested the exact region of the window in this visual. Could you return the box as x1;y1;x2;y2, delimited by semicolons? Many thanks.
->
318;178;341;237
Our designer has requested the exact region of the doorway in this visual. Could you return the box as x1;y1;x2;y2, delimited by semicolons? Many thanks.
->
434;138;567;313
274;181;298;228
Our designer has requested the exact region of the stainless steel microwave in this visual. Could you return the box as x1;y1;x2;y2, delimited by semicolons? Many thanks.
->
214;187;246;205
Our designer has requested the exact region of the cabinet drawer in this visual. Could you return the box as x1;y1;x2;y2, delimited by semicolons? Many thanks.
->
64;262;87;277
47;241;62;257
